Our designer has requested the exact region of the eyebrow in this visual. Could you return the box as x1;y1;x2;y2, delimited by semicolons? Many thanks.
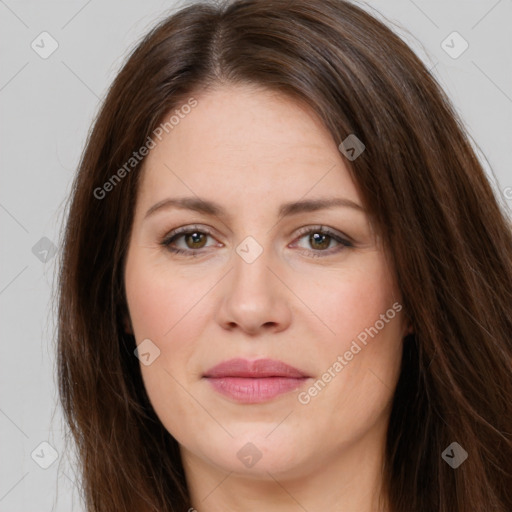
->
144;196;365;220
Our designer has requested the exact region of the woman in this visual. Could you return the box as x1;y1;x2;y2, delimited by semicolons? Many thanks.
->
56;0;512;510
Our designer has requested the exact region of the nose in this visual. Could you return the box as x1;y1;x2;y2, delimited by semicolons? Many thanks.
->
215;241;292;335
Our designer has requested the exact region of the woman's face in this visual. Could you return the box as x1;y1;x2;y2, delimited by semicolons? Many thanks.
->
124;84;408;480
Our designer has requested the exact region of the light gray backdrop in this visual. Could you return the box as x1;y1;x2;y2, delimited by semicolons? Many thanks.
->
1;0;511;510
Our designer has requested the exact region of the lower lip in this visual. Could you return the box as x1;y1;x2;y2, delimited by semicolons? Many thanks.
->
205;377;308;403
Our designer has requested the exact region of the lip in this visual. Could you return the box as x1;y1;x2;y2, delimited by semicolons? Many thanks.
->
203;358;310;404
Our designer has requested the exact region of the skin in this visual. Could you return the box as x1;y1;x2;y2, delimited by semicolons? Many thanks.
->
124;84;410;512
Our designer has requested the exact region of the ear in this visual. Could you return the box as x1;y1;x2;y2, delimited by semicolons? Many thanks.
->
401;311;414;338
123;313;134;335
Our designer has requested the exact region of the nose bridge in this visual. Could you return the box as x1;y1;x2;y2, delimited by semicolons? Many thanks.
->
231;233;275;293
214;231;292;334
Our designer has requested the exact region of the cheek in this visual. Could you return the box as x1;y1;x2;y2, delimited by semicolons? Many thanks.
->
293;255;404;403
124;249;213;382
124;252;205;434
293;255;400;345
125;250;202;341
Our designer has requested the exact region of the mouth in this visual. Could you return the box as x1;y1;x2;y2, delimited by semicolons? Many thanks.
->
203;358;310;404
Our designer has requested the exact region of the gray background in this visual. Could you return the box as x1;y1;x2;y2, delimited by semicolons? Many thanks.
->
0;0;511;510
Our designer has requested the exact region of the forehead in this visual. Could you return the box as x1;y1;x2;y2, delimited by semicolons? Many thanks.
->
137;84;361;211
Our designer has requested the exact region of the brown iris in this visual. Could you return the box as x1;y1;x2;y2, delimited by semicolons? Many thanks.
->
185;232;208;249
309;232;331;250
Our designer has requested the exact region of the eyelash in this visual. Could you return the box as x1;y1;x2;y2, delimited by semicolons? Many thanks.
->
160;224;354;258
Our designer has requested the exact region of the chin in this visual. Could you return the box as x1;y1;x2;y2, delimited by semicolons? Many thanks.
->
188;428;312;479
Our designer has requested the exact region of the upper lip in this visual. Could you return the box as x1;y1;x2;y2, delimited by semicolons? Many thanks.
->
203;358;309;378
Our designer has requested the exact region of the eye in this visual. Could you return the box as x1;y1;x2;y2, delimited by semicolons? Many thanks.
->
291;225;353;257
160;225;219;256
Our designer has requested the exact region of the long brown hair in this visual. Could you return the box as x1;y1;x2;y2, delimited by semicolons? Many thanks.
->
56;0;512;510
